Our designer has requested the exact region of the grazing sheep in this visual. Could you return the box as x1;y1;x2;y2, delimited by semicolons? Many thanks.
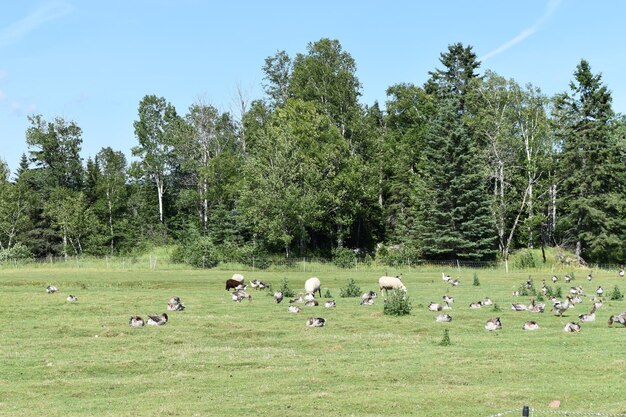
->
147;313;168;326
288;305;301;314
46;285;59;294
564;322;581;332
435;314;452;323
485;317;502;331
66;295;78;302
304;277;322;298
360;297;375;305
225;279;246;291
129;316;145;327
273;291;284;304
324;300;336;308
362;291;377;300
305;317;326;327
378;276;406;295
428;302;443;312
522;321;539;331
231;273;245;283
304;300;319;307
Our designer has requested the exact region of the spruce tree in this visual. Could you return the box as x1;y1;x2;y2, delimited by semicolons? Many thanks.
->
414;43;496;260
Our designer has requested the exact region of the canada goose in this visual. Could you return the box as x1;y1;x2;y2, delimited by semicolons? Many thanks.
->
46;285;59;294
564;274;573;283
482;297;493;306
435;314;452;323
147;313;168;326
443;295;454;304
552;296;573;317
362;291;377;300
564;322;581;332
129;316;145;327
608;312;626;326
273;291;284;304
512;290;520;297
579;305;596;322
449;279;460;287
304;300;319;307
526;277;534;288
442;273;451;282
593;298;603;309
442;301;452;310
232;290;252;302
360;297;375;305
305;317;326;327
169;296;181;305
167;302;185;311
541;283;548;295
469;301;483;309
570;286;583;295
289;294;304;304
522;321;539;330
511;303;527;312
619;269;625;278
587;271;593;282
257;281;267;290
485;317;502;331
527;299;545;313
596;286;604;297
551;275;558;284
288;305;301;314
428;302;443;311
324;300;336;308
304;293;316;302
571;295;583;305
250;279;260;289
66;295;78;302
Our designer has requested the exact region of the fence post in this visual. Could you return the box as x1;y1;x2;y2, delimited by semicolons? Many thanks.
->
456;259;461;274
522;405;529;416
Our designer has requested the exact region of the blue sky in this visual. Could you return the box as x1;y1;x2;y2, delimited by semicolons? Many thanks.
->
1;1;626;175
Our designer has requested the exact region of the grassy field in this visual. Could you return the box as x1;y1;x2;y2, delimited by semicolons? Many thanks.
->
1;266;625;416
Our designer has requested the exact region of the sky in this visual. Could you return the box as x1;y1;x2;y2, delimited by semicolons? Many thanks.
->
1;0;626;176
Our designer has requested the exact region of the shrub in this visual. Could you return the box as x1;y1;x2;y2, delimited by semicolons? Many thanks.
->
472;273;480;286
332;247;356;269
609;285;624;301
439;329;451;346
512;250;537;269
277;277;295;298
170;238;219;268
376;244;419;267
492;303;502;312
383;290;412;316
339;278;361;298
555;287;562;298
323;288;333;298
0;243;33;261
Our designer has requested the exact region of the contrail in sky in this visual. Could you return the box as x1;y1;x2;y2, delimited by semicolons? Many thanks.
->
480;0;561;62
0;1;73;48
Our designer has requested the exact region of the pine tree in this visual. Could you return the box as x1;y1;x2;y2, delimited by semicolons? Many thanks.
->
414;44;496;260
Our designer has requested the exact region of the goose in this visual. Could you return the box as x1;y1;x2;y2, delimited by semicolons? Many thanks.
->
232;289;252;302
526;277;534;288
46;285;59;294
570;286;583;295
304;300;319;307
485;317;502;331
608;312;626;327
564;274;573;283
305;317;326;327
167;302;185;311
147;313;168;326
512;290;520;297
564;322;581;332
435;314;452;323
304;293;316;302
289;294;304;304
360;297;375;305
571;295;583;305
250;279;260;289
469;301;483;309
362;291;378;300
443;295;454;304
596;286;604;297
428;302;443;312
522;321;539;330
273;291;284;304
579;305;596;322
257;281;268;290
587;271;593;282
324;300;336;308
128;316;145;327
66;295;78;302
619;269;625;278
482;297;493;306
169;296;181;305
511;302;526;311
449;279;460;287
527;299;545;313
442;301;452;310
592;298;603;309
288;305;301;314
552;296;573;317
442;273;451;282
541;283;548;295
551;275;558;284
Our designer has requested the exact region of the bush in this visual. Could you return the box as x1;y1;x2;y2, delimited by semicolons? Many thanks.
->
170;238;219;268
472;273;480;286
339;278;361;298
609;285;624;301
277;277;295;298
323;288;333;298
0;243;33;261
439;329;451;346
492;303;502;312
332;247;356;268
376;243;419;267
383;290;412;316
512;249;537;269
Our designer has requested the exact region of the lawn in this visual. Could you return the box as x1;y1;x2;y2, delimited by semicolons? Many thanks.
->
1;266;625;416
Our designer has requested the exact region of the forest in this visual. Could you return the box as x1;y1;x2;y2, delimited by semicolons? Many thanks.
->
1;39;625;266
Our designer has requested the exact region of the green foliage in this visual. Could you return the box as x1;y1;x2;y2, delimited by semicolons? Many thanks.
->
609;285;624;301
323;288;333;298
512;250;538;269
492;303;502;312
439;329;451;346
339;278;361;298
383;289;412;316
332;247;356;268
277;277;295;298
0;243;33;261
170;238;219;268
472;272;480;286
376;244;419;267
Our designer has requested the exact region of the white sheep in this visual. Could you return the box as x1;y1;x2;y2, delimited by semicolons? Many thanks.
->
231;273;245;283
304;277;322;298
378;276;406;295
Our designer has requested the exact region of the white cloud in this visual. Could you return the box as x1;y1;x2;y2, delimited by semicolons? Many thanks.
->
480;0;561;62
0;1;73;48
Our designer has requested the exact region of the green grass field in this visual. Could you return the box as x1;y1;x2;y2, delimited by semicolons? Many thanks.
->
2;266;625;416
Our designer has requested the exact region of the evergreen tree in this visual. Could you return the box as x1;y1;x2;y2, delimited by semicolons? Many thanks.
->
414;43;496;260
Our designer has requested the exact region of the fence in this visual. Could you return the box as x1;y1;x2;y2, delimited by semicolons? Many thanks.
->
486;406;626;417
0;255;622;274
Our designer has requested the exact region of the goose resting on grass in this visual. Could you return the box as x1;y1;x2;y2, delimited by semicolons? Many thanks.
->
147;313;168;326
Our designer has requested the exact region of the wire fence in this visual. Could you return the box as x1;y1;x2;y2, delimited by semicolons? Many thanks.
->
0;255;622;274
485;407;626;417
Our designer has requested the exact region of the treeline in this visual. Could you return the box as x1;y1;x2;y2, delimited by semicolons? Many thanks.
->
1;39;625;265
